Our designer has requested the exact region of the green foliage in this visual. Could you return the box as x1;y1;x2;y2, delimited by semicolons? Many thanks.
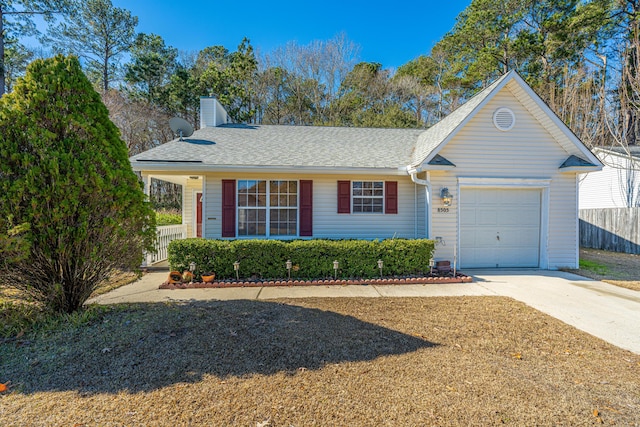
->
194;38;258;122
155;211;182;226
168;239;435;280
0;54;156;314
579;259;609;275
124;33;178;104
46;0;138;92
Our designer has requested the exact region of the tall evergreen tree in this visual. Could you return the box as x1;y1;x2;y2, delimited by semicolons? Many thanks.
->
46;0;137;92
0;55;155;313
0;0;72;95
124;33;178;105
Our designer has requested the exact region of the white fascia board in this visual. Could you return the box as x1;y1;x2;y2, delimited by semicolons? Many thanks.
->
131;162;407;176
559;165;602;173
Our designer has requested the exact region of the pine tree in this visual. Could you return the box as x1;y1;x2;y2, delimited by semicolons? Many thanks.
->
0;54;155;313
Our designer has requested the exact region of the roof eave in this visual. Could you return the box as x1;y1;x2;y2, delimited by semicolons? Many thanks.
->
559;165;603;173
131;161;409;176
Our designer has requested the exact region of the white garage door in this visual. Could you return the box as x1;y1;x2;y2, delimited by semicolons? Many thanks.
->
460;188;541;268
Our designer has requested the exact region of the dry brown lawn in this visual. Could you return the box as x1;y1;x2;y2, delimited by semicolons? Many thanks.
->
573;248;640;291
1;297;639;426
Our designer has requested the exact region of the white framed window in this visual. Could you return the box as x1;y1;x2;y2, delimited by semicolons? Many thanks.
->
352;181;384;213
237;180;298;236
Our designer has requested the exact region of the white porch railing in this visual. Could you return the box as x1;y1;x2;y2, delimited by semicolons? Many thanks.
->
145;224;188;266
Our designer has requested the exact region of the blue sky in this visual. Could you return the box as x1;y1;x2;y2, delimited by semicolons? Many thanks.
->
111;0;471;70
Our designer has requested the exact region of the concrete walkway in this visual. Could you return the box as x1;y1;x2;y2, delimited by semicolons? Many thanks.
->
89;270;640;354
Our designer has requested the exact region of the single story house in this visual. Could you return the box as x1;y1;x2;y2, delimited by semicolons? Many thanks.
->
579;146;640;209
131;70;602;269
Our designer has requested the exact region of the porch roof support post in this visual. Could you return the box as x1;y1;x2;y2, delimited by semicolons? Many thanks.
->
141;174;150;197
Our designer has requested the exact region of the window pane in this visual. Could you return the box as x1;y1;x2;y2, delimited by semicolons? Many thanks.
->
239;180;299;236
351;181;383;214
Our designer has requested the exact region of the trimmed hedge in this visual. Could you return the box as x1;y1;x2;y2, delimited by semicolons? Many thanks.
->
155;211;182;226
167;239;435;280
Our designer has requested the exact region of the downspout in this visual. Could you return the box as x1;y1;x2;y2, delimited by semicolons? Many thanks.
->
407;166;431;238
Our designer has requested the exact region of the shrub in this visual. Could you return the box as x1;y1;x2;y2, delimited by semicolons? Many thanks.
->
155;211;182;226
168;239;435;280
0;55;155;314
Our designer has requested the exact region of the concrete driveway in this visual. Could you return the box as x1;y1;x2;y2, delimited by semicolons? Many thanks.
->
89;270;640;354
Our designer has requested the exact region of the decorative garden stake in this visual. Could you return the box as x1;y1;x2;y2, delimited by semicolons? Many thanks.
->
233;261;240;280
377;259;384;278
189;262;196;283
333;260;339;279
286;259;292;280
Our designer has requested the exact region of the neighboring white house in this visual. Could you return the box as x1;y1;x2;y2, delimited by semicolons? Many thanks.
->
131;70;602;269
579;147;640;209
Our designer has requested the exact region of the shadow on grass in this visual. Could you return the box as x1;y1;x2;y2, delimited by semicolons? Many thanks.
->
1;300;436;395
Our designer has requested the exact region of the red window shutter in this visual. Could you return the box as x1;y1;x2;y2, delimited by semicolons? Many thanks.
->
385;181;398;214
337;181;351;213
221;180;236;237
299;180;313;236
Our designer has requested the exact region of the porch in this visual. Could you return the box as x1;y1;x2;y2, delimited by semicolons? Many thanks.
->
142;173;203;266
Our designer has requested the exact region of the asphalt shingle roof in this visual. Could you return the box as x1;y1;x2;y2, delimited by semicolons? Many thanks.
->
131;124;425;170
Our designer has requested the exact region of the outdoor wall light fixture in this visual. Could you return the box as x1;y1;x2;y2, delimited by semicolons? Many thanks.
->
333;260;339;279
233;261;240;280
440;187;453;206
286;260;292;280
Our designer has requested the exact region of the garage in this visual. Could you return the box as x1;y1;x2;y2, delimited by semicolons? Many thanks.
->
460;188;541;268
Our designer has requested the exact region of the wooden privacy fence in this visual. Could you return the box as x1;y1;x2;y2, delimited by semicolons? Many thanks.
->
579;208;640;254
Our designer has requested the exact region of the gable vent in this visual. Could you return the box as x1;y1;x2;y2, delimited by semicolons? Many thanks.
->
493;107;515;131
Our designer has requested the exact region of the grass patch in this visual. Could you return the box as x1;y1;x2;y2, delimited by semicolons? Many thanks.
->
0;270;139;339
1;297;638;425
579;258;609;275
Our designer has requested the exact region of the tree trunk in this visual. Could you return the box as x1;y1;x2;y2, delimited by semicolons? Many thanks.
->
0;9;5;97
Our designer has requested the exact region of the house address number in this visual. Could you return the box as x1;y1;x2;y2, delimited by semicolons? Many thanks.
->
437;208;450;213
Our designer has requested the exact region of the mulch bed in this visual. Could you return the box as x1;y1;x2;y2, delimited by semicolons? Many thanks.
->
159;273;473;289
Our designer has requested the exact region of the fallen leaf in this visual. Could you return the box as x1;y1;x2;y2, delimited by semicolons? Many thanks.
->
511;352;522;360
256;418;271;427
16;330;24;339
593;409;599;417
101;347;111;354
0;383;7;392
